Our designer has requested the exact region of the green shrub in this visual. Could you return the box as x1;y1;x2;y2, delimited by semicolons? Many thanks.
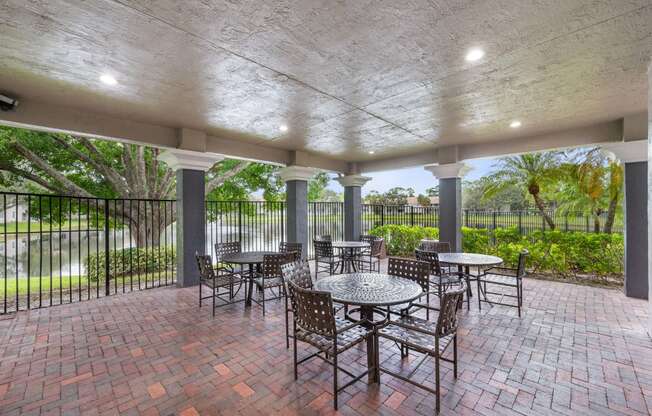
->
369;225;438;256
367;224;623;279
84;246;176;281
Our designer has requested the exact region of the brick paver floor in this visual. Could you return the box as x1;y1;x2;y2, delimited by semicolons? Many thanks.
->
0;266;650;415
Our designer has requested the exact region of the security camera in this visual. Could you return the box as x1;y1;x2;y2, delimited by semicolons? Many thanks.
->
0;94;19;111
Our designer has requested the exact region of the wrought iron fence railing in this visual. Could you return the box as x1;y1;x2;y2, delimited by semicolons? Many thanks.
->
0;192;176;314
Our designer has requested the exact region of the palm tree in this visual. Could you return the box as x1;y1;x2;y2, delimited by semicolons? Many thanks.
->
557;149;623;233
484;152;563;229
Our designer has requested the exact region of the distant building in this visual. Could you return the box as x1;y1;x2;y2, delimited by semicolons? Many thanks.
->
406;196;439;207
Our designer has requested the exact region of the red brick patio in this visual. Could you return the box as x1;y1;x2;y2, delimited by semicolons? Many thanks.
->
0;272;650;415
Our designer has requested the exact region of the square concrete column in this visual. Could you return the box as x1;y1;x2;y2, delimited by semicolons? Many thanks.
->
425;163;468;252
279;166;318;258
159;149;223;287
336;175;371;241
604;141;649;300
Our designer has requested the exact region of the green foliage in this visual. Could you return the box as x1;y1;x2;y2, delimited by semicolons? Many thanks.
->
368;224;623;279
368;225;438;256
365;187;415;205
84;247;175;281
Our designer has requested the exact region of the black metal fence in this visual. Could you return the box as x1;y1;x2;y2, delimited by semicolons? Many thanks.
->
205;201;343;259
362;205;623;235
0;192;176;314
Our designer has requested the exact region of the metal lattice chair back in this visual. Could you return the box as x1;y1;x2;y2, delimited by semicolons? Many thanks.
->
195;252;216;281
313;239;334;258
281;259;313;290
420;241;450;253
414;249;443;275
315;234;332;241
215;241;241;262
279;241;303;258
360;235;380;245
516;250;529;278
287;281;336;338
369;238;384;256
262;252;295;278
387;257;431;292
436;283;466;337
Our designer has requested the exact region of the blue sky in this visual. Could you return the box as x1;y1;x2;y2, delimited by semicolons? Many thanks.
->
327;157;499;196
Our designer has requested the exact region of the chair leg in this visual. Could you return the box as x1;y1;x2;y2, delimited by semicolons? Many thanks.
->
199;282;202;308
426;292;430;320
285;298;290;349
453;335;458;378
212;286;215;317
293;324;298;380
262;286;266;316
477;279;482;311
333;351;339;410
435;352;441;414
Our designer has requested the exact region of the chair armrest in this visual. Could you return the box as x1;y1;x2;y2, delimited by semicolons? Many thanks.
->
336;319;368;334
389;318;437;337
482;266;517;277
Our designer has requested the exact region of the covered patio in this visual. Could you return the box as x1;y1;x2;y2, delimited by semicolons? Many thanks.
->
1;1;652;415
0;262;650;416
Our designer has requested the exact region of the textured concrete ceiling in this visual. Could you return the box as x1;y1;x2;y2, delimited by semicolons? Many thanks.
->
0;0;650;162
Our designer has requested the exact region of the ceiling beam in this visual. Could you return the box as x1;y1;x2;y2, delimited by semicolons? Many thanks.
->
0;98;348;172
357;119;628;173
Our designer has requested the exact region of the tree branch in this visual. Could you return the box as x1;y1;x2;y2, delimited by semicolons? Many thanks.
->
205;162;250;193
11;141;92;197
51;135;128;196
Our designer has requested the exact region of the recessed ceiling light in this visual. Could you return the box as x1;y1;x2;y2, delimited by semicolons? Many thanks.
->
510;120;522;128
465;48;485;62
279;124;288;133
99;74;118;86
368;150;375;154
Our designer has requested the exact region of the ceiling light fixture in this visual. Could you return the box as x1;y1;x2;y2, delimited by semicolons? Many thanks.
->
510;120;522;128
368;150;375;154
99;74;118;86
465;48;485;62
279;124;288;133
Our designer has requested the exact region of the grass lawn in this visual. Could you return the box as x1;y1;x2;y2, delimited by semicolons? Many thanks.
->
0;220;99;233
0;270;175;298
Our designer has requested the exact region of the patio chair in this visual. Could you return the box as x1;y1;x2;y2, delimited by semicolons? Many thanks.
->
357;237;383;272
415;249;462;302
253;252;296;316
195;252;243;316
385;257;432;353
279;241;303;259
214;241;242;275
286;279;373;410
419;241;453;272
280;259;313;349
377;282;466;414
313;239;342;277
477;250;528;317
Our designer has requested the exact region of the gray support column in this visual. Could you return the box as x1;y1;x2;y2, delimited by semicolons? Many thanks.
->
279;166;318;258
286;180;308;256
624;162;648;299
176;169;206;287
603;140;649;300
425;163;467;252
336;175;372;241
439;177;463;252
158;149;223;287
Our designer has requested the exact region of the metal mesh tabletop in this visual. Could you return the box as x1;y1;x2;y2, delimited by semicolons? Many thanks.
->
222;251;277;264
314;273;422;307
437;253;503;267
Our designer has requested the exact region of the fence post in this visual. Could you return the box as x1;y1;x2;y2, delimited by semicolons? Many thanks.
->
464;209;469;227
585;215;589;233
104;200;110;296
237;201;243;244
565;214;569;231
492;211;497;244
381;205;385;226
518;211;523;235
410;206;415;226
542;212;546;231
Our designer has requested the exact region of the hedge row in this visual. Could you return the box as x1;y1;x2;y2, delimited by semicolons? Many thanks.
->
84;247;176;281
369;225;623;278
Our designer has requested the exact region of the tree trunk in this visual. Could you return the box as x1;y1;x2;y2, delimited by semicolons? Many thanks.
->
531;192;555;229
593;214;601;233
112;201;175;248
603;194;619;234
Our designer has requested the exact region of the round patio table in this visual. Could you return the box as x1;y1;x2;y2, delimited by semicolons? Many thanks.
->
331;241;370;273
314;273;423;383
437;253;503;304
222;251;276;306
